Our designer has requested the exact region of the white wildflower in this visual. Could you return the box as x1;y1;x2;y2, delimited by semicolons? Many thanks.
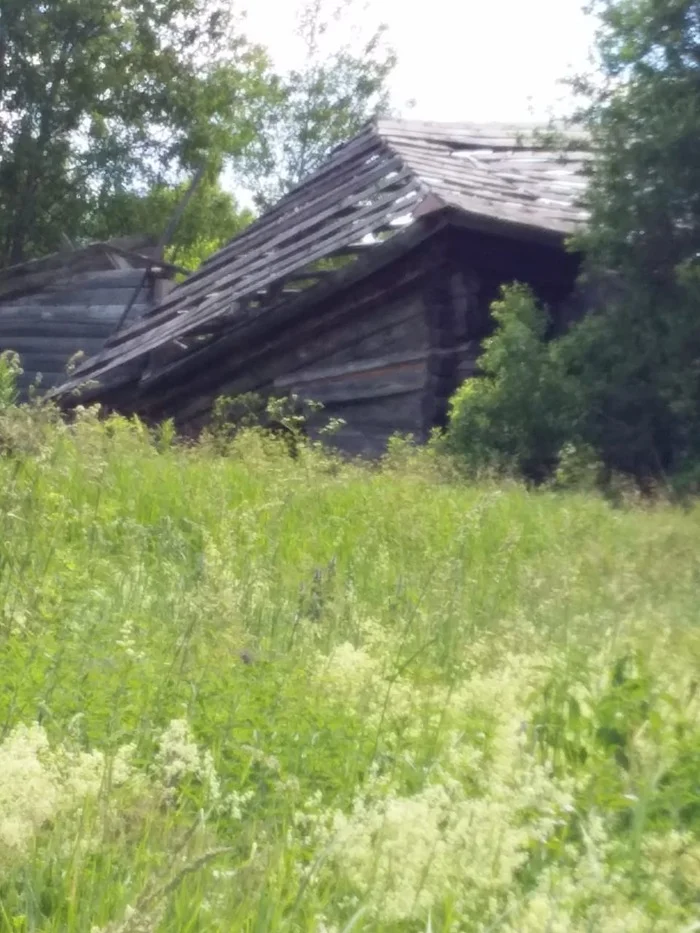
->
319;767;569;924
218;788;254;821
0;723;105;866
241;744;280;772
154;719;220;803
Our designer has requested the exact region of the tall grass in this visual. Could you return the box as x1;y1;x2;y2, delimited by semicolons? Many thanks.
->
1;399;699;931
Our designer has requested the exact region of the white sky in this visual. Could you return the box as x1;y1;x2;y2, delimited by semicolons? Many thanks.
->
242;0;597;123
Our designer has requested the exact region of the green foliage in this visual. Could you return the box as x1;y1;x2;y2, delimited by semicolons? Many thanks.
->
0;0;397;266
0;351;21;410
86;179;255;271
445;285;577;480
0;0;277;266
237;0;397;210
206;391;324;452
572;0;700;281
1;402;700;928
562;0;700;478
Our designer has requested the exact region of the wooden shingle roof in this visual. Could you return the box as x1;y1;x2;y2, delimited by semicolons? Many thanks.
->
377;119;589;236
52;119;589;405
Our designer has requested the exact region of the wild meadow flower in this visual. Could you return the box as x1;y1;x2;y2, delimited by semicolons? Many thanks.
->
0;723;119;866
154;718;220;804
305;646;577;925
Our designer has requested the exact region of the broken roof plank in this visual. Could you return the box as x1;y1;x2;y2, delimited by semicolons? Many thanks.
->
54;186;425;394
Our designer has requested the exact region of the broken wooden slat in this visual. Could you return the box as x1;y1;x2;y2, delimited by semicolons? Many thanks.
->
56;179;423;391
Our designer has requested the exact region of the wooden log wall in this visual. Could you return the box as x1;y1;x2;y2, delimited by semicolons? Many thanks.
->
273;288;429;456
0;268;155;395
421;224;582;431
420;234;478;436
73;222;582;459
126;245;437;456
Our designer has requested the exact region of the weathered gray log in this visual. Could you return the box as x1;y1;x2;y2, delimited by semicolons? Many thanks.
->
2;336;111;356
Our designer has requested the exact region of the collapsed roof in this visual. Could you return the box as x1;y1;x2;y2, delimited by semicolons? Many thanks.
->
0;235;183;304
52;118;590;406
0;236;184;396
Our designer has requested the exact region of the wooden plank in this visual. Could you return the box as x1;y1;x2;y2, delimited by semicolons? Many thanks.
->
205;132;385;259
141;265;430;425
273;349;428;388
0;246;115;300
377;135;586;226
282;365;425;405
282;269;335;283
165;131;387;290
17;287;149;306
4;269;152;292
148;297;420;422
391;151;543;201
318;391;424;430
0;305;149;327
306;422;390;458
426;176;583;223
278;301;426;376
134;154;414;329
377;119;585;149
0;335;107;355
432;184;584;233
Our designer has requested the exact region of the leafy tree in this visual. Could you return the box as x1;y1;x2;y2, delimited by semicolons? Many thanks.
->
86;179;255;271
447;0;700;484
573;0;700;280
566;0;700;478
0;0;277;266
237;0;397;210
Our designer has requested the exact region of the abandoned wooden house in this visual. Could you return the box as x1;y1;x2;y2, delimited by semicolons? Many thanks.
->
52;119;590;455
0;236;180;398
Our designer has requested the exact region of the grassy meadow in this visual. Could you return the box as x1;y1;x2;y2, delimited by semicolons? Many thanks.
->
1;399;700;932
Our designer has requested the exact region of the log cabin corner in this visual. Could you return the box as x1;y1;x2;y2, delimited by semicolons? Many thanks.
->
50;119;590;456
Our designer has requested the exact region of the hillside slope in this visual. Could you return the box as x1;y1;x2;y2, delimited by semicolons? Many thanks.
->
1;406;699;932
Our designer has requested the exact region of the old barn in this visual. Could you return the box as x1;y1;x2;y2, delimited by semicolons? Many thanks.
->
52;120;590;455
0;237;179;398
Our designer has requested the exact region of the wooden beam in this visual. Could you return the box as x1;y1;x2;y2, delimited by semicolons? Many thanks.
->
273;349;429;388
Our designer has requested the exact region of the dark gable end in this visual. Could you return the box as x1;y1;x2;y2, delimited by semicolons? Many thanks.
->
50;120;590;456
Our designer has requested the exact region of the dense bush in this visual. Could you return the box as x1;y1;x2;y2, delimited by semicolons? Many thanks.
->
445;276;700;488
445;278;700;487
445;285;576;482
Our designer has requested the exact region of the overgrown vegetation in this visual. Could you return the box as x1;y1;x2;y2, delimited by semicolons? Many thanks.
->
1;352;700;931
445;0;700;488
2;0;700;926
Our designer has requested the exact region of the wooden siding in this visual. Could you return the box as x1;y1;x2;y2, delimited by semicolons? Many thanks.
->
0;268;153;394
274;289;428;456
